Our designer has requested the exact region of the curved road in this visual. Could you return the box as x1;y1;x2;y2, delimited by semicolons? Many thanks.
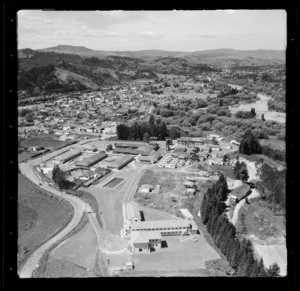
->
18;138;100;278
18;161;87;278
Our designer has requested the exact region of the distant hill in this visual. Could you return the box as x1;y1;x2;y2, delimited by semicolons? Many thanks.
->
37;45;285;65
17;45;284;96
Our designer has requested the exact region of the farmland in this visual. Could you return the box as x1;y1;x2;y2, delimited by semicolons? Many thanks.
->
18;173;73;270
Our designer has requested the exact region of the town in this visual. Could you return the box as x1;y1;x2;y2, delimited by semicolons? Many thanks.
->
15;10;287;280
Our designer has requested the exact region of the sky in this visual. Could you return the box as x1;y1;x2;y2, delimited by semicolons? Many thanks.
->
17;10;287;51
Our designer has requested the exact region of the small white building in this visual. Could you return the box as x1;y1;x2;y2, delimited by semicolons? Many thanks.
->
180;208;194;220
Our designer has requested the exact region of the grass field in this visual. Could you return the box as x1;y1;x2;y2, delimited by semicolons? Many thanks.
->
45;255;101;278
241;199;285;244
52;221;98;270
260;138;286;151
18;173;73;269
19;134;72;150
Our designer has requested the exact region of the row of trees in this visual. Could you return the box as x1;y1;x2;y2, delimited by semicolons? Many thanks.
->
201;174;281;276
116;115;181;141
235;108;256;119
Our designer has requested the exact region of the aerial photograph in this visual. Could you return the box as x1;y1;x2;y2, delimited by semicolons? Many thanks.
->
16;9;287;278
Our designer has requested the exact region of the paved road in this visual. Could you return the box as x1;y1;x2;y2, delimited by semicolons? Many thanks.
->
18;158;89;278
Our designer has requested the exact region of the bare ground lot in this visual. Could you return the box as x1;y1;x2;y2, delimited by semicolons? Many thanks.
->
132;235;220;273
18;173;73;270
136;169;211;216
52;221;98;270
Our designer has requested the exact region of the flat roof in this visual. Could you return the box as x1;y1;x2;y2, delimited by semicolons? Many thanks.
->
131;231;162;244
129;219;192;230
55;149;82;161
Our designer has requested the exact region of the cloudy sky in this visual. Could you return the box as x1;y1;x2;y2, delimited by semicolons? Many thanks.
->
17;10;286;51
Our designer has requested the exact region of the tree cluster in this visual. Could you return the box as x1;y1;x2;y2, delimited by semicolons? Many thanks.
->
235;108;256;119
52;165;74;190
256;163;286;212
239;129;262;155
234;161;249;182
201;175;280;276
116;115;169;141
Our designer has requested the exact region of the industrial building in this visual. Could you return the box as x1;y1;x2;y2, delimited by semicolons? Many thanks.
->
124;219;198;237
107;155;134;170
75;152;108;168
54;149;82;164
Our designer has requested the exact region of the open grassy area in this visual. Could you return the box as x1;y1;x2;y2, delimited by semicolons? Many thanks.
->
45;255;101;278
18;173;73;270
239;198;285;244
260;138;285;151
52;221;98;270
19;134;74;150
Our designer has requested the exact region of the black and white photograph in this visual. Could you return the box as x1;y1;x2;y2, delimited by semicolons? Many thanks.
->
3;7;297;283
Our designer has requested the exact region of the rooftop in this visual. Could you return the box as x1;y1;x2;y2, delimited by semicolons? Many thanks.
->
129;219;192;230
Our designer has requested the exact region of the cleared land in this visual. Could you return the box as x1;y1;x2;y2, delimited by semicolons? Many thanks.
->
52;221;98;270
18;173;73;269
136;169;212;216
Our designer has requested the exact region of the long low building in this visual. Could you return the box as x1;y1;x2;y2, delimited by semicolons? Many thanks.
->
75;152;108;168
113;148;151;156
54;149;82;164
107;155;134;170
125;219;198;237
114;142;147;149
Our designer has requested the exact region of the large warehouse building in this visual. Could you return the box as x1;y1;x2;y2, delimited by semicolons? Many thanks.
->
124;219;198;237
107;155;134;170
54;149;82;164
75;152;108;168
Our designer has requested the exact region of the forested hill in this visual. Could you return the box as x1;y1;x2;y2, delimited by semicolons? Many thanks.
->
17;49;217;96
